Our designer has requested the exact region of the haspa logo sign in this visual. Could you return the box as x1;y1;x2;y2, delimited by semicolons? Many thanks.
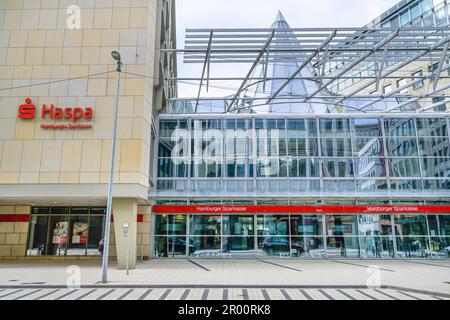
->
17;98;94;129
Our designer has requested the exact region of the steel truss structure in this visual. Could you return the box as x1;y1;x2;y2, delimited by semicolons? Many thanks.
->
162;27;450;114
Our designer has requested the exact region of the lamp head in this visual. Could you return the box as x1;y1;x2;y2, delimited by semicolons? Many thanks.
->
111;51;121;62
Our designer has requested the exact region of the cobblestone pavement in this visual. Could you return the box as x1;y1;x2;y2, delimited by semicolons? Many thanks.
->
0;286;448;300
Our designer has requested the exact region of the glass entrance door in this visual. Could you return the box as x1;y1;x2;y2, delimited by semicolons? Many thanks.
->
222;215;255;258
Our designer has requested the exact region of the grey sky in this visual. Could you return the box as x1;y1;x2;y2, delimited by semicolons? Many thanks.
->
175;0;401;97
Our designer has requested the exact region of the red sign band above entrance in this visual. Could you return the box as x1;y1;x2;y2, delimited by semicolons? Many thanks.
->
152;205;450;214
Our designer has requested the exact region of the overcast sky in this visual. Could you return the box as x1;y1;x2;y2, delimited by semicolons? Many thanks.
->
174;0;401;97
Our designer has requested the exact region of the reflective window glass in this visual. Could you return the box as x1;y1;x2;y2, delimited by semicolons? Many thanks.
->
223;216;254;236
190;215;221;236
358;214;393;236
393;215;428;236
325;215;358;236
290;215;323;236
427;215;450;236
257;215;289;235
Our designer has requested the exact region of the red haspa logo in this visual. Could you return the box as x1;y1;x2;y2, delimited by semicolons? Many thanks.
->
17;98;36;119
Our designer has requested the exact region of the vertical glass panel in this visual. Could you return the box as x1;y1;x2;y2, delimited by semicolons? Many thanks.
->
389;158;421;177
400;10;410;26
325;215;358;236
395;236;429;258
393;215;428;236
223;236;254;257
352;118;382;137
67;215;88;256
257;236;291;257
168;215;187;235
290;215;323;236
222;215;254;236
321;138;352;157
427;215;450;236
47;216;69;256
410;3;421;20
322;159;354;177
384;118;416;137
326;237;360;258
359;236;394;258
160;120;179;138
189;236;221;257
421;0;433;12
390;16;399;28
434;3;446;24
422;11;434;27
154;236;187;257
416;118;448;136
320;119;350;136
358;214;393;236
290;237;325;258
429;237;450;258
190;215;221;236
154;215;169;235
27;215;49;256
87;216;104;256
386;137;418;157
257;215;289;235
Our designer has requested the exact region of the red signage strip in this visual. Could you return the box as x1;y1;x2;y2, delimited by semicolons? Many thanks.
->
152;205;450;214
0;214;30;222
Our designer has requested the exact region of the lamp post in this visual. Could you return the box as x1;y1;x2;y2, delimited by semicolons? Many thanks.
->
101;51;122;283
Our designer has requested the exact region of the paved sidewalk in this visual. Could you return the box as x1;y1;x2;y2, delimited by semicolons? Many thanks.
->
0;259;449;296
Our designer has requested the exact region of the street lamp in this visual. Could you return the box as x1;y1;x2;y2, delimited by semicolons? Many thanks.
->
101;51;123;283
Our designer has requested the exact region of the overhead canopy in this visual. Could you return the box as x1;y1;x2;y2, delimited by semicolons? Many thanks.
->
165;11;450;114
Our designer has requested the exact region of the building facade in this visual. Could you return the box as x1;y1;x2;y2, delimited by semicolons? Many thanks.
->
153;114;450;259
0;0;449;265
151;1;450;259
0;0;177;267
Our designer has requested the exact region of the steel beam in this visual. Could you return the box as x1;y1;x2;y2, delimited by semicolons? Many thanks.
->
304;29;400;103
417;99;450;113
433;42;449;91
335;35;450;105
385;83;450;112
359;63;450;111
226;29;275;113
194;30;213;113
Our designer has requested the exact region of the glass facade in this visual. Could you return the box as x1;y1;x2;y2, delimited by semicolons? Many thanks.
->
330;0;450;92
27;207;106;256
153;213;450;259
156;115;450;197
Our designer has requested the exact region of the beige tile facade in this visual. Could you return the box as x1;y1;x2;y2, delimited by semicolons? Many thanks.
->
0;0;177;260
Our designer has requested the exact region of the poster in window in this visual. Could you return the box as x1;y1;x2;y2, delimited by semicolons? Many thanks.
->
72;222;88;244
52;222;68;244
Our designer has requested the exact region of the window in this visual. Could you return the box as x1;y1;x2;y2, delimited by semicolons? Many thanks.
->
383;83;393;94
400;10;410;26
428;62;439;73
412;70;424;89
396;78;408;94
432;96;447;112
410;3;421;20
27;207;105;256
421;0;433;13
